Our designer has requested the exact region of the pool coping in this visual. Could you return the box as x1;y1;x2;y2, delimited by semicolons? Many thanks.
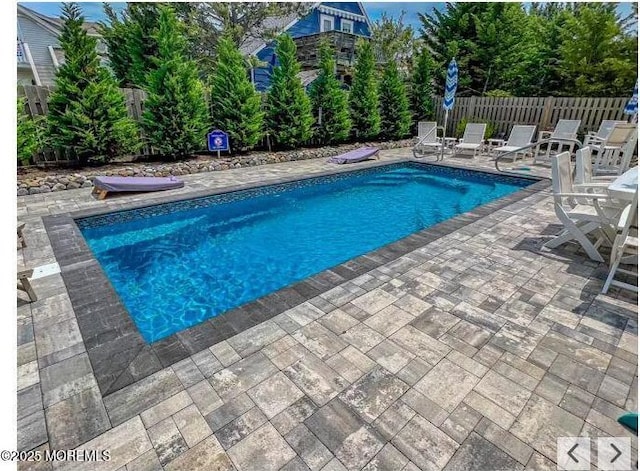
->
42;159;550;397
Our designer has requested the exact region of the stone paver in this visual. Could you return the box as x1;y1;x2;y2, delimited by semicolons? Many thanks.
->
227;423;296;471
247;372;304;419
510;395;584;461
305;399;384;471
16;152;638;470
392;414;458;471
414;358;479;412
443;432;523;471
164;435;233;471
338;368;408;423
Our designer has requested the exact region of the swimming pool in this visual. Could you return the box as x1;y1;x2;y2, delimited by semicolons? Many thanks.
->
77;163;534;342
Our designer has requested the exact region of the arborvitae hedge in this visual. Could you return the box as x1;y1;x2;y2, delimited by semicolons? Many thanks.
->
349;40;380;139
309;41;352;145
47;3;138;164
142;7;209;158
209;37;264;151
265;34;314;149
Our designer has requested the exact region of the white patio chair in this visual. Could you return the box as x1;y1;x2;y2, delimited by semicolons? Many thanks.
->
583;120;627;148
602;188;638;294
574;147;616;186
453;123;486;160
493;125;537;161
534;119;581;164
592;123;637;176
413;121;443;157
544;152;619;263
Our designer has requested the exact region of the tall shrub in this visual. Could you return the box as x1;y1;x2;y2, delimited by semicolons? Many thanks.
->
47;3;138;165
349;40;380;139
309;42;351;144
142;7;209;158
17;98;41;165
379;61;411;139
209;37;264;151
411;47;434;122
100;3;162;87
265;34;313;149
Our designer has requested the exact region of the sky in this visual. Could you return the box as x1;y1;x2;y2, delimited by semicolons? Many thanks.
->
20;2;444;31
17;2;637;32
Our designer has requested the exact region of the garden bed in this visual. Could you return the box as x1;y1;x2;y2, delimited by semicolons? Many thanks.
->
17;139;415;195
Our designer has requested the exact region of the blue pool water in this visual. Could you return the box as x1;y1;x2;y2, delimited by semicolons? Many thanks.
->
78;163;533;342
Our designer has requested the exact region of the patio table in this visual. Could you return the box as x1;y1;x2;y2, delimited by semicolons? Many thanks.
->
606;166;638;265
608;166;638;201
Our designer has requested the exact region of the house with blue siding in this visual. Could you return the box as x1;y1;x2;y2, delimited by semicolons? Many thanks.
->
240;2;373;92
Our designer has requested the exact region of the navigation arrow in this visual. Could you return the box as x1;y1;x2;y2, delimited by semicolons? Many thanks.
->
567;443;580;463
610;443;622;463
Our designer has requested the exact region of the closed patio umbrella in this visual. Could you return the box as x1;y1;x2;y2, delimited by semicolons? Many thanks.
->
441;58;458;161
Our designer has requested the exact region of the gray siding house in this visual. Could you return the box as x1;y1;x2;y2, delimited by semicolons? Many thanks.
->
17;4;103;86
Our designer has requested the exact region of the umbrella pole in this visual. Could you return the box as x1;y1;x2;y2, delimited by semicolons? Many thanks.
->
440;109;449;161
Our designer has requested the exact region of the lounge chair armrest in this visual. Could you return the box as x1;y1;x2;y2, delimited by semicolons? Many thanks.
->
617;204;633;230
556;192;612;200
573;183;611;190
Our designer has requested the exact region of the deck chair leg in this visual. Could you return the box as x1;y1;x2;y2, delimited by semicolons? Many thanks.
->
569;222;605;263
602;249;623;294
17;276;37;302
544;221;599;248
544;218;604;262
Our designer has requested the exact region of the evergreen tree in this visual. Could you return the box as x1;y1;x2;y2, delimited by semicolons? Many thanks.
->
265;34;313;149
142;7;209;158
48;3;138;165
411;46;434;122
378;61;411;140
100;3;161;87
558;3;637;96
17;98;41;165
309;42;351;144
419;3;489;95
349;40;380;140
209;37;264;151
370;12;416;70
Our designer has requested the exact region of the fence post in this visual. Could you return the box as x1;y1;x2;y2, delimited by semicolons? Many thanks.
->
540;96;555;130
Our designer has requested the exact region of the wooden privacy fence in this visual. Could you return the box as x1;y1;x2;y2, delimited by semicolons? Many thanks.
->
432;96;629;137
19;85;148;121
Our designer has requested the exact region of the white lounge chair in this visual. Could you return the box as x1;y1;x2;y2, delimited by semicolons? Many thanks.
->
493;125;537;161
592;123;637;176
413;121;443;157
534;119;581;164
583;120;627;148
453;123;486;159
544;152;618;263
602;188;638;294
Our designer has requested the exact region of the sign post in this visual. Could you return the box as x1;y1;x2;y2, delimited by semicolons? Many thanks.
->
207;130;230;158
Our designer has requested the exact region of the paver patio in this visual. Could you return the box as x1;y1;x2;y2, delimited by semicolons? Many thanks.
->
17;150;638;470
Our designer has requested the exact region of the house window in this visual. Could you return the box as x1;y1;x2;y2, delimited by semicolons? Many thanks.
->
341;19;354;34
320;14;334;32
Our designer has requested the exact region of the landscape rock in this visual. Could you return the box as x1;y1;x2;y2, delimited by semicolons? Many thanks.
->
17;139;414;196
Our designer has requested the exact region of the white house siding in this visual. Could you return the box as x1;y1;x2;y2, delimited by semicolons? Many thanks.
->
17;15;59;85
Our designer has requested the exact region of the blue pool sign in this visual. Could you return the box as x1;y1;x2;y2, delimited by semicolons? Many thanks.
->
207;130;229;153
